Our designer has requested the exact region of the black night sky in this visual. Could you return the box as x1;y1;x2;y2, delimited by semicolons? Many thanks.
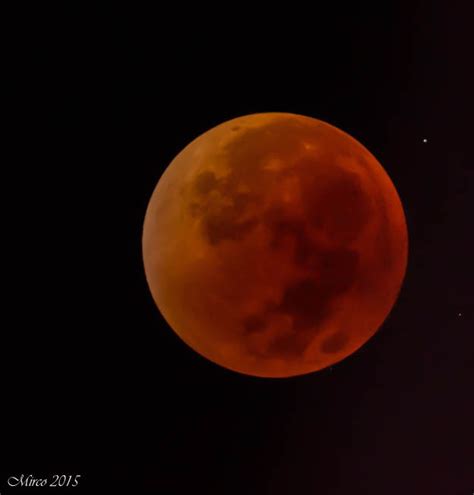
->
3;3;472;494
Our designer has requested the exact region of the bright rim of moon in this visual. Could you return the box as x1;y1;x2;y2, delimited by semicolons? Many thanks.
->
142;113;408;378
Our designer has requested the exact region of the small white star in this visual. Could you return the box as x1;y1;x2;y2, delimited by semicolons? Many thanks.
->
422;138;428;143
458;313;462;317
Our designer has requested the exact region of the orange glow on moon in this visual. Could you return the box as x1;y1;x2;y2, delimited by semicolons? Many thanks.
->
142;113;408;378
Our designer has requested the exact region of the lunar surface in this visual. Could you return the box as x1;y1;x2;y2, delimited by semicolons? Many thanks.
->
142;113;408;377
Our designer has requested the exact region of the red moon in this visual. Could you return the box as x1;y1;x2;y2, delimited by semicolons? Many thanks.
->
142;113;408;377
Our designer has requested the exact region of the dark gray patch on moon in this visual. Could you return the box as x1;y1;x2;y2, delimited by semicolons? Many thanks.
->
298;157;373;245
204;214;258;245
190;169;260;245
243;314;266;334
194;171;218;195
320;331;348;353
243;245;359;360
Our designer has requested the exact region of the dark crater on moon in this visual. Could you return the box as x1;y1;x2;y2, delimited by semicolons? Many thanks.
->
320;331;349;354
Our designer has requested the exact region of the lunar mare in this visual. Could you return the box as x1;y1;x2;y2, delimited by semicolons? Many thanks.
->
143;113;408;377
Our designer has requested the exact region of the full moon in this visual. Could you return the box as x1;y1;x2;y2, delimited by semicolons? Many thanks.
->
143;113;408;378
